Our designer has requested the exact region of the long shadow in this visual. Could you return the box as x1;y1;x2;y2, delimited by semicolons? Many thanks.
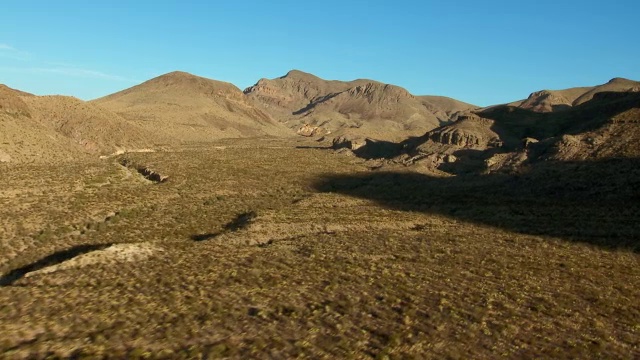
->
296;140;405;157
312;158;640;251
352;139;405;159
191;211;257;242
438;148;506;174
0;244;113;286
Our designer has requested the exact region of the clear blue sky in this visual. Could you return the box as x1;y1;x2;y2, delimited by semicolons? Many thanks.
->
1;0;638;106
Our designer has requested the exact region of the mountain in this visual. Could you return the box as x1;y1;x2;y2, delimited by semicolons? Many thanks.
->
511;77;640;113
381;79;640;174
244;70;475;141
93;71;292;141
534;91;640;161
0;84;158;163
573;77;640;106
4;71;637;167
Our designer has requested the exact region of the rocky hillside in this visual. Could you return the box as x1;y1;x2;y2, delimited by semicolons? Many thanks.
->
4;72;636;168
0;85;160;163
512;77;640;113
244;70;475;141
533;92;640;161
93;71;293;141
359;80;640;174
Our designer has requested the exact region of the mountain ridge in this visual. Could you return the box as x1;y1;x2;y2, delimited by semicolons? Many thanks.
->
244;69;477;141
2;71;638;165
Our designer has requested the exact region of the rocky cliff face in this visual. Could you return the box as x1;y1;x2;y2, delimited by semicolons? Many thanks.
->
428;126;485;147
345;82;413;103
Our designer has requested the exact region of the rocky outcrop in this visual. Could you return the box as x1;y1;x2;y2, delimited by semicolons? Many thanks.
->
411;153;458;168
424;116;502;148
428;127;483;147
331;136;367;151
522;137;539;148
297;124;329;137
345;82;413;103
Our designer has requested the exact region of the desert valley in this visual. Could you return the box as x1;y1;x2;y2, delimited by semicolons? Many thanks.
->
0;70;639;358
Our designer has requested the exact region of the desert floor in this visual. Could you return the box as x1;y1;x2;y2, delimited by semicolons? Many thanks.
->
0;138;638;359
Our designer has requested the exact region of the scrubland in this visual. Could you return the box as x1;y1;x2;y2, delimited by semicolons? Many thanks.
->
0;138;637;359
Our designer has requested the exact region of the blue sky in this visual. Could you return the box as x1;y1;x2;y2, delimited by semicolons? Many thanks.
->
1;0;638;106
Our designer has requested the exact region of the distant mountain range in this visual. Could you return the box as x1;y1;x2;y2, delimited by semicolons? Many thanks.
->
1;70;638;170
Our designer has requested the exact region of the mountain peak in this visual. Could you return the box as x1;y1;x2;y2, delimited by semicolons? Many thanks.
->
151;70;207;83
162;70;197;78
607;77;633;85
280;69;321;81
134;71;241;95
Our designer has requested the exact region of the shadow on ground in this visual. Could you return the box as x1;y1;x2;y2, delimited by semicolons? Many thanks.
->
191;211;257;242
0;244;113;286
312;158;640;251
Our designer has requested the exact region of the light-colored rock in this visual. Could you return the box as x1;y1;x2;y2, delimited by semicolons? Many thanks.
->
331;136;367;150
0;150;11;163
297;124;326;137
